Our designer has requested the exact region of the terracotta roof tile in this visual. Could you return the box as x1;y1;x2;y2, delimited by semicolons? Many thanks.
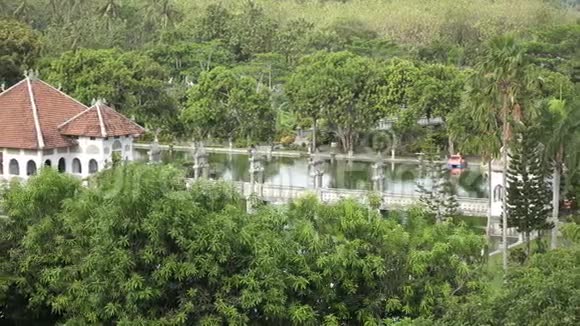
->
0;78;87;149
59;101;145;138
0;77;143;149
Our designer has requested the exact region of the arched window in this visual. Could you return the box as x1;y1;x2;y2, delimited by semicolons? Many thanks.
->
89;159;98;174
44;159;52;167
112;140;122;152
26;160;37;176
9;159;19;175
493;185;504;202
72;158;82;174
58;158;66;173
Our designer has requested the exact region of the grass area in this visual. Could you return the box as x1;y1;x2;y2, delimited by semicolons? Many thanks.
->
180;0;578;46
485;234;554;291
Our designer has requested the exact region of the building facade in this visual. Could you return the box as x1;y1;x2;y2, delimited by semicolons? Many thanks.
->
0;73;144;181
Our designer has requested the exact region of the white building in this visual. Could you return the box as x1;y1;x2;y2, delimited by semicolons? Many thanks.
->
0;74;144;181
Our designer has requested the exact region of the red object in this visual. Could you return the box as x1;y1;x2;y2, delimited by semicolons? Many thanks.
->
447;154;467;169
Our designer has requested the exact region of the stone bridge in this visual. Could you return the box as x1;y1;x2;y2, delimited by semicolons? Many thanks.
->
229;181;519;238
196;180;489;217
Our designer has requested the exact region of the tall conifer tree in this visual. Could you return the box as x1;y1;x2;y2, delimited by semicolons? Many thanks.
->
417;133;459;223
506;124;552;257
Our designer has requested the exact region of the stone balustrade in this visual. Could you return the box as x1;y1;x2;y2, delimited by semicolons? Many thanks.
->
225;181;488;216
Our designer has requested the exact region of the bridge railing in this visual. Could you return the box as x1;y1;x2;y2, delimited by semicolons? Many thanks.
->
227;181;488;216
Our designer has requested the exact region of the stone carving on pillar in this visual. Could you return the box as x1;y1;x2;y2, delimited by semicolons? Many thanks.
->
330;142;337;163
148;135;161;164
192;142;209;179
309;149;324;189
247;146;265;213
371;154;385;192
249;146;264;191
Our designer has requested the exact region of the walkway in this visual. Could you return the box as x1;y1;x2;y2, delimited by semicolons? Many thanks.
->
134;143;483;165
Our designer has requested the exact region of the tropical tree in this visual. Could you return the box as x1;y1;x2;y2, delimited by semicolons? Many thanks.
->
0;164;488;324
416;133;459;223
448;68;502;244
146;40;234;82
287;51;383;153
377;58;421;130
181;66;274;144
44;48;178;131
539;97;580;248
506;123;552;256
438;222;580;326
465;35;528;271
408;64;464;154
0;19;41;85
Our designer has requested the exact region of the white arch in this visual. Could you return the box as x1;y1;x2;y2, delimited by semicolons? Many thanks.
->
89;159;98;174
493;185;503;202
9;159;19;175
112;140;122;151
26;160;37;176
72;158;82;174
58;158;66;173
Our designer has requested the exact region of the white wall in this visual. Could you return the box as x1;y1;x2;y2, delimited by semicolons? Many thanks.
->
0;135;136;181
490;167;504;217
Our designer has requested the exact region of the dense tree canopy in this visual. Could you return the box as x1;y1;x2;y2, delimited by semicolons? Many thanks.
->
0;165;491;324
43;48;178;130
0;1;579;325
181;67;275;143
0;19;40;85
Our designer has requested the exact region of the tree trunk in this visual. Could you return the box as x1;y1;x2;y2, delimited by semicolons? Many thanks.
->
312;119;317;153
448;137;455;156
526;231;531;258
501;97;509;273
551;164;560;249
486;161;492;245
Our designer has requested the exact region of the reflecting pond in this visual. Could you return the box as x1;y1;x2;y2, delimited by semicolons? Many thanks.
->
134;149;488;199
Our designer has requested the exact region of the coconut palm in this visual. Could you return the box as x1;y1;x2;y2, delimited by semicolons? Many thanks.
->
466;35;527;271
448;71;501;248
143;0;181;30
540;98;580;249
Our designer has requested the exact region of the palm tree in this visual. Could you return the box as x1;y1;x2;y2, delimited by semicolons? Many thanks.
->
97;0;122;31
541;98;580;249
470;35;527;271
448;73;501;248
144;0;181;30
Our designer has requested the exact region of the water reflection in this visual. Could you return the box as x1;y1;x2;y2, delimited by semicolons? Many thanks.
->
135;149;488;198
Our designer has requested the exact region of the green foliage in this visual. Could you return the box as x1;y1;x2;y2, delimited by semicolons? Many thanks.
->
43;48;177;130
439;231;580;326
0;19;40;85
416;134;459;222
181;66;275;143
506;124;553;254
287;51;384;152
0;164;488;324
146;40;234;83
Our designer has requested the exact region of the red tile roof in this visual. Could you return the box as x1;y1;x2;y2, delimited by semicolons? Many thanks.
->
0;78;87;149
59;101;145;138
0;76;144;149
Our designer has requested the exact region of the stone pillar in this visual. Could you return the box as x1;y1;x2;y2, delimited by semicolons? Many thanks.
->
330;142;337;164
192;141;209;179
148;137;161;164
309;150;324;189
372;154;385;192
248;147;264;212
